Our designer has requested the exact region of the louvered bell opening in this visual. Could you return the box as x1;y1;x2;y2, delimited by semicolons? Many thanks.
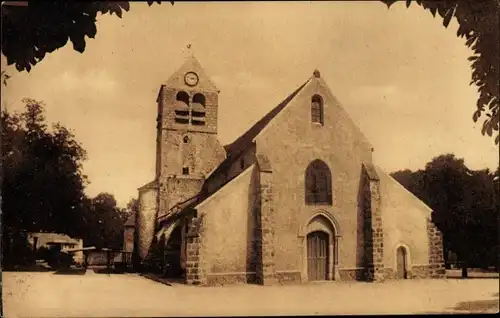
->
175;117;189;124
191;118;206;126
191;101;206;125
175;110;190;116
174;110;190;124
174;102;190;124
191;102;206;118
191;110;206;118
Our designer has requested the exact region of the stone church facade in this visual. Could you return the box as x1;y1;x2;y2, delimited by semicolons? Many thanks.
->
133;55;445;285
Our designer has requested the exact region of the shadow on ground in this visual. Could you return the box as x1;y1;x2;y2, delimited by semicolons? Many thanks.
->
450;292;500;314
54;267;87;275
140;273;175;286
92;267;136;274
446;270;499;280
2;264;52;272
446;276;500;280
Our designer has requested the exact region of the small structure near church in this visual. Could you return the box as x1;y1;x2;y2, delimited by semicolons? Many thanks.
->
28;232;84;264
132;55;446;286
122;215;135;266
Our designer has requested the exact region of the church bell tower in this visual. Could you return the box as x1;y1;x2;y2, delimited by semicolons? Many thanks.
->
155;53;226;215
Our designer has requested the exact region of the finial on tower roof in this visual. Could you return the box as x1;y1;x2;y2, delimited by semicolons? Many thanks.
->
313;69;321;78
186;43;194;57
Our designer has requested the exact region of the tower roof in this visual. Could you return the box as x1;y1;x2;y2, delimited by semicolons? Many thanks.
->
164;55;219;92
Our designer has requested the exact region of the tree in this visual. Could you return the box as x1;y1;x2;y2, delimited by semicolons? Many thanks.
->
2;1;498;143
390;168;427;202
1;99;88;234
1;99;88;264
391;154;500;277
423;154;472;277
464;168;499;269
121;197;139;222
1;1;167;72
81;192;128;249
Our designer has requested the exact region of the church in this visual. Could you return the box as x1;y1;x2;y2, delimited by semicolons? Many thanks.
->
131;55;446;286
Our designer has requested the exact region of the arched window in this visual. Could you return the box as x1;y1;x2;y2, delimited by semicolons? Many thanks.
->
311;95;324;125
176;91;190;105
175;91;190;124
191;93;206;126
192;93;206;106
305;160;332;205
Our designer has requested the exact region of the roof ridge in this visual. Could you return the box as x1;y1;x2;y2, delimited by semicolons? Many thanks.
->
224;78;310;158
374;165;433;213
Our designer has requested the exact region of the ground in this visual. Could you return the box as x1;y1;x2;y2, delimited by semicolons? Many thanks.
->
2;270;499;317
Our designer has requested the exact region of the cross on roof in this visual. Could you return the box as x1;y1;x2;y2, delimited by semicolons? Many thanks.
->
185;43;194;57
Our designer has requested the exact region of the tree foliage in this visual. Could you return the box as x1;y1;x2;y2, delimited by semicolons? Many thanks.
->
391;154;499;273
1;99;89;266
1;1;167;72
1;99;131;266
121;197;138;221
81;192;128;249
1;1;171;72
1;1;498;142
382;0;500;144
1;99;88;237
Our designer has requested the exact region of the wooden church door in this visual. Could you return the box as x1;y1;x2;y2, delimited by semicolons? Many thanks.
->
307;231;329;281
396;246;408;279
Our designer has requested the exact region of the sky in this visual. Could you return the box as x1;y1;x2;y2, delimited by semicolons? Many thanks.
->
2;1;498;208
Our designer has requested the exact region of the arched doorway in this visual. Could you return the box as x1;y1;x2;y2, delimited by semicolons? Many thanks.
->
307;231;329;281
299;212;340;282
396;246;408;279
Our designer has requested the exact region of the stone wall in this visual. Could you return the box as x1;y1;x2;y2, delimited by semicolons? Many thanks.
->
361;165;386;282
206;272;257;286
159;131;226;180
426;218;446;278
161;176;204;213
157;130;226;216
186;217;203;285
161;87;219;134
155;68;226;219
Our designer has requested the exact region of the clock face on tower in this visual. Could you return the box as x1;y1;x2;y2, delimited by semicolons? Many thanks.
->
184;72;199;86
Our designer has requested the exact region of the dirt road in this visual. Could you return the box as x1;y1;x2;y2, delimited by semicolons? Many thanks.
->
2;270;498;317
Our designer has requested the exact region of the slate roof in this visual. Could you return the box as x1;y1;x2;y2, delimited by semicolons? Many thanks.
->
157;194;199;228
157;194;199;223
138;180;157;191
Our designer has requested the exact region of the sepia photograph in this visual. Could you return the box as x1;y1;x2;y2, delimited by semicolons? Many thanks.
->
1;1;499;316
